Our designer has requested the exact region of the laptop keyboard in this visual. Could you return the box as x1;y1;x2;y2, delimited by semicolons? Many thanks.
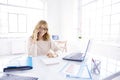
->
70;53;83;58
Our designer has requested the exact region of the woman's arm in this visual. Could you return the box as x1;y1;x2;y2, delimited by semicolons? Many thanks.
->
27;37;37;57
47;40;62;58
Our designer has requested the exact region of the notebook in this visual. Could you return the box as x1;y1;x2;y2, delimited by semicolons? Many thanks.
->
63;40;90;62
3;56;33;72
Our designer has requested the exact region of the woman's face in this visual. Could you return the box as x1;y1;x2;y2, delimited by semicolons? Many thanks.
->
38;25;48;37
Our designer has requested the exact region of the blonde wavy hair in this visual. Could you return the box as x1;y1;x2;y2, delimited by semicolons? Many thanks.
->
31;20;50;41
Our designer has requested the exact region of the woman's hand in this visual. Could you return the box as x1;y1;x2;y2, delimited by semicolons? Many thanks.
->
33;30;39;42
47;49;58;58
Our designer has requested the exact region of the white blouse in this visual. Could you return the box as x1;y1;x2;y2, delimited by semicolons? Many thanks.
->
27;37;60;56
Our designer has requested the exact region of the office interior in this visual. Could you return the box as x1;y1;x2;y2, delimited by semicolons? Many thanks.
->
0;0;120;79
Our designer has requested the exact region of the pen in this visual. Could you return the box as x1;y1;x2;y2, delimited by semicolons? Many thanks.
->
92;58;100;74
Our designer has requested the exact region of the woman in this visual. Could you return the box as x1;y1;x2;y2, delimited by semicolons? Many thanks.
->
27;20;59;58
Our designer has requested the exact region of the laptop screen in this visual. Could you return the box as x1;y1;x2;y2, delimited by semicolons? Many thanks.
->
82;40;90;58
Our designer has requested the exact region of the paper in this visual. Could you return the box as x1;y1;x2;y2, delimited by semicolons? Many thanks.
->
40;57;60;65
61;63;81;76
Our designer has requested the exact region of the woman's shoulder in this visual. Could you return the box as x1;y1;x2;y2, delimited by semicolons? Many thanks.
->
28;36;32;39
28;36;33;42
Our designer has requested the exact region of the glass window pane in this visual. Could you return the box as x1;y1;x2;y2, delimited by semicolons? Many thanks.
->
111;14;120;24
104;0;112;6
112;3;120;14
112;0;120;4
0;7;8;33
111;24;120;35
82;0;95;5
8;0;27;6
79;0;120;45
0;0;7;4
103;16;110;25
97;0;104;8
111;24;120;38
0;0;45;37
27;0;44;9
96;16;102;25
103;6;111;16
18;14;27;32
8;13;18;32
103;24;110;34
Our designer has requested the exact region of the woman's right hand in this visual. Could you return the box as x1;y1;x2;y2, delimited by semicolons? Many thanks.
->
32;30;39;43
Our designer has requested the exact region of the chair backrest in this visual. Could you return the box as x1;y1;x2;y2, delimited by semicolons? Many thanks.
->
54;40;67;53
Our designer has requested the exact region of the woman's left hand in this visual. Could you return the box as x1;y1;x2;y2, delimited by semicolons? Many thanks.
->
47;49;58;58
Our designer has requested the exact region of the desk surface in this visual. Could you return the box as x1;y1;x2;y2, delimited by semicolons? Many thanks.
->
0;53;120;80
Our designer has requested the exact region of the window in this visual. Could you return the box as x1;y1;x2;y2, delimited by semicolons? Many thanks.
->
8;13;27;33
78;0;120;46
0;0;47;37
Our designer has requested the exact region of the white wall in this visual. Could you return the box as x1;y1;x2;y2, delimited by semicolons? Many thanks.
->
47;0;61;36
60;0;78;41
47;0;78;41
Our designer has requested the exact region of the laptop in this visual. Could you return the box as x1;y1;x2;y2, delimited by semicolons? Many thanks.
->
63;40;90;62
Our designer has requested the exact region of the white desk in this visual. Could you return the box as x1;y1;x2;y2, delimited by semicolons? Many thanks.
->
0;53;120;80
0;54;90;80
